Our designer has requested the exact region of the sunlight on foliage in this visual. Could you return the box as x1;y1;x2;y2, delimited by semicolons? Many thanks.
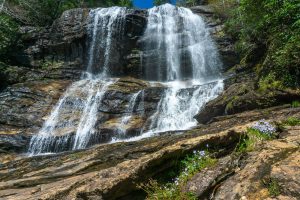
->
224;0;300;87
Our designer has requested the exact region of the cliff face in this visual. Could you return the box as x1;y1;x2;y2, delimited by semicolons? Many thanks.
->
0;5;237;152
0;8;149;153
3;6;237;87
11;8;148;81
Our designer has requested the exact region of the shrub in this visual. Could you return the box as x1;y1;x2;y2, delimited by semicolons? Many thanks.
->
291;101;300;108
281;117;300;126
140;150;216;199
267;178;281;197
208;0;238;20
225;0;300;87
3;0;81;26
258;73;284;91
154;0;170;6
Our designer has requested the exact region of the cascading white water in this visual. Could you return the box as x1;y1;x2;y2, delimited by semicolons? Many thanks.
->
139;4;223;134
29;4;224;155
86;7;126;76
141;4;221;82
117;91;142;134
72;80;115;149
28;7;127;155
148;81;223;133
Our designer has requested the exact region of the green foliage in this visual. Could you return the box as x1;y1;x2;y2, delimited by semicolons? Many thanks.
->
84;0;132;7
281;117;300;126
267;178;281;197
118;0;132;7
225;0;300;87
12;0;81;26
208;0;238;19
6;0;133;26
236;127;273;153
258;73;284;91
140;151;216;200
97;0;133;7
177;0;197;6
40;60;64;69
0;14;19;60
154;0;170;6
291;101;300;108
140;179;197;200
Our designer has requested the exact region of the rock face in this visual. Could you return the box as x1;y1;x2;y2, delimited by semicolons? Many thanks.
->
183;122;300;200
0;105;299;199
213;129;300;200
194;79;300;124
0;77;167;154
0;80;71;136
0;80;71;156
3;5;236;89
10;8;148;83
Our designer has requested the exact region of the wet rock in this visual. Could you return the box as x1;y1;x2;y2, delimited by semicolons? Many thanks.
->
12;8;148;84
195;80;300;124
0;126;240;199
0;80;71;155
191;5;214;15
2;77;165;152
20;9;90;69
0;80;71;134
0;135;30;153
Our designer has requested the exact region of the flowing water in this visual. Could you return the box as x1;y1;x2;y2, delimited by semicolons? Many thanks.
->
28;7;126;155
117;91;142;134
28;4;223;155
138;4;223;135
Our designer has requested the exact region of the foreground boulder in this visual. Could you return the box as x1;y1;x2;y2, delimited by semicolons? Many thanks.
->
183;123;300;200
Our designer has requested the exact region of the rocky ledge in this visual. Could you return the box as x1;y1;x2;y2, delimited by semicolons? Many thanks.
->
0;105;299;199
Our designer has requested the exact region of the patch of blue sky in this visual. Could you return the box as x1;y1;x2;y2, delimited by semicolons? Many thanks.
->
133;0;176;9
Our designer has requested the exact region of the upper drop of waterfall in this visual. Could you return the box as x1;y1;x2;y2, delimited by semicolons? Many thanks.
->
141;4;222;82
87;7;127;77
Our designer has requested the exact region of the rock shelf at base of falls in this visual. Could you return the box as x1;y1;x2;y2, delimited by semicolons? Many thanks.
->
0;105;299;199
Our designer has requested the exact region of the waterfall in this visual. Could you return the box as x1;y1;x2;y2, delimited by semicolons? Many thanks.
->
72;80;115;149
28;4;224;155
141;4;221;82
117;91;142;135
140;4;223;134
86;7;126;76
28;7;127;155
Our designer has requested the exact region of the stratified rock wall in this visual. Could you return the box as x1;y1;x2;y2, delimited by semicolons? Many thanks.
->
16;8;148;81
